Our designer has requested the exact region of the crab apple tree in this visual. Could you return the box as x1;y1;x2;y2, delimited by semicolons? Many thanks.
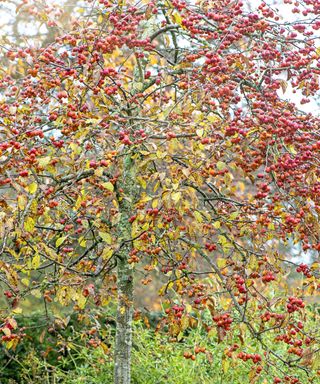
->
0;0;320;383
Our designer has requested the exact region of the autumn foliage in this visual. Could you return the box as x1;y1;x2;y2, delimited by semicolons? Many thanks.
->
0;0;320;383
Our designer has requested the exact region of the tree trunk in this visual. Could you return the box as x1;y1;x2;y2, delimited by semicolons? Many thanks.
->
114;154;135;384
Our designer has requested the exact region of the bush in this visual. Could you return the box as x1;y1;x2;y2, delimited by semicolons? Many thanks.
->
1;309;316;384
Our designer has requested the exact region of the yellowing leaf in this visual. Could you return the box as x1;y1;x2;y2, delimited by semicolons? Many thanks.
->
79;236;86;247
27;182;38;194
18;195;27;210
287;145;297;155
12;307;22;314
102;248;113;260
172;11;182;26
156;150;167;159
21;278;30;286
217;258;227;268
172;191;181;203
213;221;221;229
229;211;238;220
77;294;87;309
56;236;67;247
99;231;112;244
32;253;41;269
24;217;35;233
194;211;203;223
207;114;221;123
222;358;230;373
137;176;147;189
102;182;114;192
38;156;51;167
216;161;227;171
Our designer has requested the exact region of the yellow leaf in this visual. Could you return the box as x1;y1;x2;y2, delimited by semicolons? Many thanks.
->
181;315;189;331
217;258;227;268
32;253;41;269
213;221;221;229
207;114;221;123
156;150;167;159
12;307;22;314
177;331;184;341
100;342;109;354
99;231;112;245
24;217;35;233
18;195;27;210
2;327;11;336
137;176;147;189
77;294;87;309
102;248;113;260
172;191;181;203
101;182;114;192
95;168;104;177
27;182;38;194
172;11;182;25
21;278;30;286
56;236;67;247
79;236;86;247
287;145;297;155
194;211;203;223
38;156;51;167
229;211;238;220
222;358;230;373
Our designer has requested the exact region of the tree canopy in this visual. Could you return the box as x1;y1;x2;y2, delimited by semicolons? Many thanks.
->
0;1;320;383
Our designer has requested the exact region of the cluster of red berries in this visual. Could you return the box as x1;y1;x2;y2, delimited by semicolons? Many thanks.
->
165;305;185;319
212;313;233;330
234;275;247;293
237;352;262;364
296;263;312;278
146;208;159;216
261;270;275;283
260;311;285;323
205;242;217;251
287;297;305;313
128;249;140;264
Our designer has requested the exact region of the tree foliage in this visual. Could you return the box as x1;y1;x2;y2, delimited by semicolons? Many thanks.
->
0;0;320;383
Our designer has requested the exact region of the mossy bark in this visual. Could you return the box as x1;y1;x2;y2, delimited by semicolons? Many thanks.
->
114;154;135;384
